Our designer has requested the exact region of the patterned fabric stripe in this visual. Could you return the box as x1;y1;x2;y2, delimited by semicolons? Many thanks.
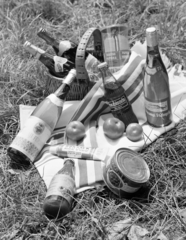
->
124;60;145;95
86;104;109;147
93;161;105;186
117;55;143;85
78;159;88;189
80;96;108;124
34;152;59;168
126;71;145;104
70;79;102;121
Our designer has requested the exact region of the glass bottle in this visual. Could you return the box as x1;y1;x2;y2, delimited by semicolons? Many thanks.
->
98;62;138;128
37;28;103;82
7;69;76;169
24;41;75;78
143;27;172;127
43;159;75;220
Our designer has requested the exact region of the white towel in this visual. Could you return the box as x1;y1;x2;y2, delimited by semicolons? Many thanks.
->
19;47;186;194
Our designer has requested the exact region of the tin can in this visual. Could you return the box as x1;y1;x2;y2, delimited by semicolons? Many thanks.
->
102;148;150;199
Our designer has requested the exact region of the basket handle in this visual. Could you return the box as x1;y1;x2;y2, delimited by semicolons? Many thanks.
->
75;28;103;83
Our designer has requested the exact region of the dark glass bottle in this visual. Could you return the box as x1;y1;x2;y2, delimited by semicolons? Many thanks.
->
143;27;172;127
43;159;75;220
37;28;104;62
37;28;104;82
7;69;76;169
98;62;138;128
24;41;75;78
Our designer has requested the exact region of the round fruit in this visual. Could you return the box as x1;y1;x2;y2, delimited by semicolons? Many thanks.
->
66;121;86;141
126;123;143;142
103;117;125;140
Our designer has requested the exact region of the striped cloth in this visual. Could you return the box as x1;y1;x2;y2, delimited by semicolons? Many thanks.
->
19;50;186;193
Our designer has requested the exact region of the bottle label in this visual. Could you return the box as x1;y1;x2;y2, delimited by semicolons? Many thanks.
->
107;95;129;112
53;145;108;161
145;98;172;127
53;56;68;72
47;94;64;107
9;116;52;162
58;41;71;57
46;174;75;204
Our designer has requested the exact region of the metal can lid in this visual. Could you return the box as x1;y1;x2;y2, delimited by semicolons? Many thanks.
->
115;148;150;183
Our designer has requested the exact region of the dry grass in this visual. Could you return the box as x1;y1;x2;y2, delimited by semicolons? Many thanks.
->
1;0;186;239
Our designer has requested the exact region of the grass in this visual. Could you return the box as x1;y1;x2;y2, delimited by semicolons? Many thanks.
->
1;0;186;239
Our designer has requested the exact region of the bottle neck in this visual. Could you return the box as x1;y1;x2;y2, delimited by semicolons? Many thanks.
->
58;159;75;178
54;69;76;99
99;66;115;84
38;29;60;53
146;44;165;71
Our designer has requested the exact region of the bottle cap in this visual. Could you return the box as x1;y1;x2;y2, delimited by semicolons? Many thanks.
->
146;27;158;47
24;41;45;57
97;62;108;69
69;68;77;76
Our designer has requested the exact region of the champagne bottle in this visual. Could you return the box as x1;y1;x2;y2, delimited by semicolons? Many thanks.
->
43;158;75;220
7;69;76;169
24;41;75;78
143;27;172;127
37;28;103;81
98;62;138;128
37;28;104;62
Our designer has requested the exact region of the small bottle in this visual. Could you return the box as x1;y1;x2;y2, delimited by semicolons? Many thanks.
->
37;28;103;81
143;27;172;127
43;159;75;220
24;41;75;78
7;69;76;169
98;62;138;128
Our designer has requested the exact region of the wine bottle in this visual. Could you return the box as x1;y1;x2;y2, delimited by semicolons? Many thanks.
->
143;27;172;127
37;28;104;62
37;28;103;81
98;62;138;128
7;69;76;169
24;41;75;78
43;158;75;220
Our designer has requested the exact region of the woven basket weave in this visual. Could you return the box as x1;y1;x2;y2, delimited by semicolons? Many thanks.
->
45;28;103;101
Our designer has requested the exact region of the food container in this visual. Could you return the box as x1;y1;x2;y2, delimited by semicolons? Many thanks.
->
102;148;150;199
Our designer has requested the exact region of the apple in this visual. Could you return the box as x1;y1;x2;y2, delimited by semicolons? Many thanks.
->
66;121;86;141
103;117;125;140
126;123;143;142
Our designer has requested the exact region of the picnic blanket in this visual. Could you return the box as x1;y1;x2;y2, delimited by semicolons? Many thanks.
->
19;42;186;193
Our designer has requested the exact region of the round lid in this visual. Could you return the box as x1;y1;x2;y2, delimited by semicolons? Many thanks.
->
146;27;156;33
115;148;150;183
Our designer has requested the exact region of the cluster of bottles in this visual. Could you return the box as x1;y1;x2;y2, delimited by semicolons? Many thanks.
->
7;26;172;220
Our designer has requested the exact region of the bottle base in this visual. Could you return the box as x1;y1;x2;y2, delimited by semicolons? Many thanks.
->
147;120;172;128
43;195;71;220
7;147;31;170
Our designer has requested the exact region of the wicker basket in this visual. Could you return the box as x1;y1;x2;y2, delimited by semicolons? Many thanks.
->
45;28;103;101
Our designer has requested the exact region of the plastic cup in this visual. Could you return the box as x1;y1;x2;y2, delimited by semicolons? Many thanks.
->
101;24;130;73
